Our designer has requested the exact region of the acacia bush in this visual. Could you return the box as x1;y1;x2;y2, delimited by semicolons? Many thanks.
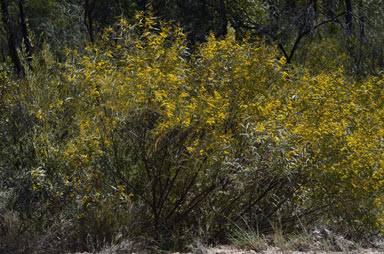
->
1;14;384;252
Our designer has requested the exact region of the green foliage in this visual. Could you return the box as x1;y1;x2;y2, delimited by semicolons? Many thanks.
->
25;0;86;51
2;14;384;252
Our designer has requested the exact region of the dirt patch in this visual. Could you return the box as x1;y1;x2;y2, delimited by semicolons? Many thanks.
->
173;245;384;254
74;242;384;254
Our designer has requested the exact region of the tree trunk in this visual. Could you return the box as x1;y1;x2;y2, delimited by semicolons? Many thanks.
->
84;0;96;42
345;0;353;34
218;0;228;38
18;0;33;61
136;0;146;12
0;0;23;75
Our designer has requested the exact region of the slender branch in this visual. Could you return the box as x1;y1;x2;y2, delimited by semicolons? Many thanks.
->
284;11;347;63
278;42;289;60
234;10;346;63
165;170;199;220
179;183;217;219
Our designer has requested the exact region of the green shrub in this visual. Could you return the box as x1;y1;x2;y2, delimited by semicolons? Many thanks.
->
1;14;384;252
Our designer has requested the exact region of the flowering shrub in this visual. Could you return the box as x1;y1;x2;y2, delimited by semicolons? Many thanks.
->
1;14;384;252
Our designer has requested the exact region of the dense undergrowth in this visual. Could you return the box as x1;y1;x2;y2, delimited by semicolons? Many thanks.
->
1;15;384;253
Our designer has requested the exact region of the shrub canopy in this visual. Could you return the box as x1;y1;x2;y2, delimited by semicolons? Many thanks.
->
1;15;384;252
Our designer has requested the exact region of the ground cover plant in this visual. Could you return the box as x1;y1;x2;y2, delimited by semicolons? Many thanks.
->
1;12;384;253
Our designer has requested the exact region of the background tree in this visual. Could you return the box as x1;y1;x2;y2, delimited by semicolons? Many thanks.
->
1;0;23;74
0;0;383;75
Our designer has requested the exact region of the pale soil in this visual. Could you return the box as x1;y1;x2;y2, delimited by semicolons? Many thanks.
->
76;247;384;254
75;242;384;254
186;245;384;254
75;245;384;254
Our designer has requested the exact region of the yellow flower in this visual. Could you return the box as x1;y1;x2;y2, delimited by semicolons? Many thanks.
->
36;110;43;119
81;155;89;163
90;88;100;97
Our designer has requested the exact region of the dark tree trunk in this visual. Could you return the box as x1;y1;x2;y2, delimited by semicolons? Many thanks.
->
358;0;365;39
136;0;146;12
0;0;23;75
84;0;97;42
312;0;318;13
345;0;353;34
285;0;296;10
217;0;228;38
18;0;33;61
323;0;334;17
114;0;122;12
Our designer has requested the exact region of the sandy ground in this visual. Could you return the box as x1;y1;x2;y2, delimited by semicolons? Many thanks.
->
171;245;384;254
75;246;384;254
74;242;384;253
